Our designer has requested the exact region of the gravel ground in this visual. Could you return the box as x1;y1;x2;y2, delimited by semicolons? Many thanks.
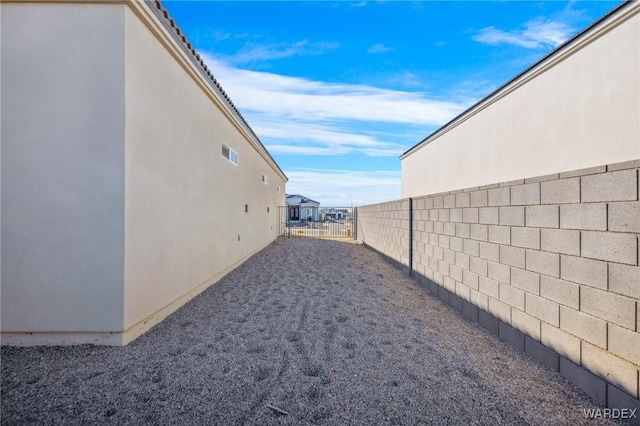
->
1;238;617;425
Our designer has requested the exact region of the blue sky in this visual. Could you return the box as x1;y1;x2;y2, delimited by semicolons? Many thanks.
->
163;0;620;206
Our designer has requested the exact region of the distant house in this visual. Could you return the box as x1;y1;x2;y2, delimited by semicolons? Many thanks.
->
320;208;348;220
286;194;320;221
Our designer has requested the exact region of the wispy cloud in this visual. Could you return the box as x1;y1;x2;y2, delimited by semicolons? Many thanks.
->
203;54;470;158
230;40;340;63
285;169;401;206
473;17;575;49
368;43;392;54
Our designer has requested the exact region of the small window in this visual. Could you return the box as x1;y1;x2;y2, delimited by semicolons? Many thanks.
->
262;175;268;184
277;186;281;193
222;143;238;165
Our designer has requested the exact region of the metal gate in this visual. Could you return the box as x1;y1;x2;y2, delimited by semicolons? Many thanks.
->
279;206;357;239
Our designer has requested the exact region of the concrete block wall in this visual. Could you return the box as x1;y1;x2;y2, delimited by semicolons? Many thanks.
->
357;159;640;406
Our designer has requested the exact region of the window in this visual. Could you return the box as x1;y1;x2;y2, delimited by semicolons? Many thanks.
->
262;174;268;184
277;186;281;193
222;143;238;165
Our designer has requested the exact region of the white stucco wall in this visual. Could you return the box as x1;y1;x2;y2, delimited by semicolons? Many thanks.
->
123;6;285;334
1;1;286;345
1;4;126;336
401;5;640;198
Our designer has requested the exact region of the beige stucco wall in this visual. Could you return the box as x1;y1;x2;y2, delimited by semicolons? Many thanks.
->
1;3;126;339
401;5;640;198
123;5;285;337
1;1;286;345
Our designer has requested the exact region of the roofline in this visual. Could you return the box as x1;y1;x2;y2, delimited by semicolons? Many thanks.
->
141;0;288;182
285;194;321;205
400;0;638;161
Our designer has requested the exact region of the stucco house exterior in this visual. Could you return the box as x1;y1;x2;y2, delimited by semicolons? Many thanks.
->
1;0;287;346
285;194;320;222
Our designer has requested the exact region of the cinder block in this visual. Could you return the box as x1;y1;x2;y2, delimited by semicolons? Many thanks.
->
511;227;540;249
560;203;606;231
462;269;479;290
469;288;489;311
444;194;456;208
479;207;499;225
455;192;470;208
525;293;560;326
581;341;639;398
479;242;500;262
462;299;479;323
455;251;470;270
429;209;439;221
488;225;510;245
609;201;640;233
433;246;444;261
456;222;470;238
511;309;541;340
525;337;559;371
470;224;488;241
443;275;456;292
511;267;540;295
470;256;488;276
559;357;607;405
582;169;638;202
499;320;525;352
444;222;456;236
488;187;510;206
444;248;456;265
470;190;488;207
500;283;525;310
500;245;525;269
433;221;444;234
541;178;580;204
541;323;581;363
609;263;640;299
525;250;559;277
581;286;636;330
463;207;479;223
607;384;640;417
463;239;480;257
449;292;464;312
438;234;450;249
488;261;510;284
582;231;637;265
433;196;444;209
559;165;606;178
450;208;463;223
499;206;525;226
439;209;450;222
608;323;640;366
449;264;463;281
479;276;499;299
511;183;540;205
559;306;607;348
450;236;463;253
560;255;607;290
540;276;579;309
479;309;499;334
526;173;560;184
541;228;580;256
488;297;511;322
526;205;559;228
607;159;640;172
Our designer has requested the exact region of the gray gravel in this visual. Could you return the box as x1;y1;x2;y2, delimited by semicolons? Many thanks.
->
1;238;617;425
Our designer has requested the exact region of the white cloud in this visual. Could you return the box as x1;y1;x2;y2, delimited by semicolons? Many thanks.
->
368;43;392;54
473;17;574;49
202;54;470;159
230;40;340;63
285;169;401;206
